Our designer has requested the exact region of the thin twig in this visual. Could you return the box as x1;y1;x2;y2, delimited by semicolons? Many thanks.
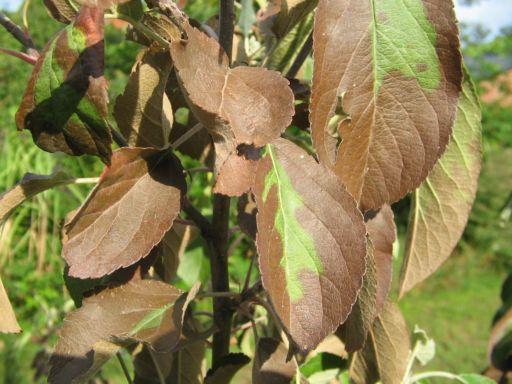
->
72;177;99;184
0;47;36;64
171;123;204;150
182;198;213;238
0;11;38;54
286;31;313;79
148;348;166;384
116;352;133;384
218;0;235;62
242;252;256;293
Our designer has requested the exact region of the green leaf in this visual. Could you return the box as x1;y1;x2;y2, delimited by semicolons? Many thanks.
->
48;280;196;383
398;73;482;297
300;353;346;378
0;276;20;334
458;374;496;384
253;138;367;350
311;0;462;210
412;326;436;366
16;5;112;163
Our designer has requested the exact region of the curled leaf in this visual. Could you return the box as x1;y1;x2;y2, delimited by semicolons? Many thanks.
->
16;5;113;163
398;74;482;298
253;138;366;350
63;147;186;279
310;0;462;210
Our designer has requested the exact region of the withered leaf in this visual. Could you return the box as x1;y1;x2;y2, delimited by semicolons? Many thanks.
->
170;22;294;196
0;276;21;334
0;171;72;223
114;47;173;149
16;5;113;163
253;338;297;384
366;205;395;313
49;280;192;383
63;147;186;279
43;0;78;23
350;300;410;384
310;0;462;210
253;138;366;350
398;75;482;298
204;353;251;384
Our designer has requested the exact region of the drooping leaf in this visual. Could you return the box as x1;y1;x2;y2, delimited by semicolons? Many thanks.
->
253;338;297;384
63;147;186;279
398;74;482;297
0;171;72;223
337;244;377;353
350;301;410;384
48;280;195;383
43;0;78;23
16;5;113;163
253;138;367;350
365;205;395;312
170;22;294;196
114;47;173;149
488;309;512;372
204;353;251;384
0;276;21;334
310;0;462;210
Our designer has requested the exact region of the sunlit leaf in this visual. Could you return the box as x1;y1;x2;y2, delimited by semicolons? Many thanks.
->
63;147;186;279
253;138;366;350
0;276;20;334
398;74;482;297
16;5;113;163
310;0;462;210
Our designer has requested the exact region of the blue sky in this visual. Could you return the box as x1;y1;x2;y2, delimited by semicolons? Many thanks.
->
0;0;511;36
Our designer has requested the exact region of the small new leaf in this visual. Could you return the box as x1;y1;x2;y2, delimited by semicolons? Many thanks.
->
16;5;113;163
63;147;186;279
310;0;462;210
398;74;482;298
253;138;367;350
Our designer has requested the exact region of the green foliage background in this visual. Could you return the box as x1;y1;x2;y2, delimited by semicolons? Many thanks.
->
0;1;510;382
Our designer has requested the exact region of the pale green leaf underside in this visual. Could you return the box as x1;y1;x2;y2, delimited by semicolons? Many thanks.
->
262;144;323;302
372;0;440;91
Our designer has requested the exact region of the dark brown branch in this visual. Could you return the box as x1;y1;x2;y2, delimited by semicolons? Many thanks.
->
286;31;313;79
218;0;235;62
0;11;38;56
182;198;213;238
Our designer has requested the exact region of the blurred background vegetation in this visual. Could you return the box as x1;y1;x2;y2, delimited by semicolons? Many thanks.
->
0;0;511;382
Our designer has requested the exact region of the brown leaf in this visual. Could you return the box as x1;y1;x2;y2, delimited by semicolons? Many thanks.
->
0;171;72;223
204;353;251;384
43;0;77;23
213;145;260;196
350;300;410;384
310;0;462;211
16;5;113;163
253;338;297;384
253;138;366;350
170;22;294;196
49;280;190;383
0;276;21;334
63;147;186;279
115;47;173;149
365;205;395;313
398;75;482;297
237;192;257;239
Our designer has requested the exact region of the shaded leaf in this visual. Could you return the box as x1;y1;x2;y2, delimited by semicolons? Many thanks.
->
350;300;410;384
488;309;512;372
43;0;78;23
49;280;194;383
365;205;395;312
16;5;113;163
170;22;294;196
310;0;462;210
272;0;316;39
63;147;186;279
398;74;482;297
0;276;21;333
0;171;72;223
116;0;144;21
300;352;347;378
204;353;251;384
166;340;206;384
336;244;377;352
237;192;257;239
253;138;366;350
114;47;173;149
253;338;297;384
